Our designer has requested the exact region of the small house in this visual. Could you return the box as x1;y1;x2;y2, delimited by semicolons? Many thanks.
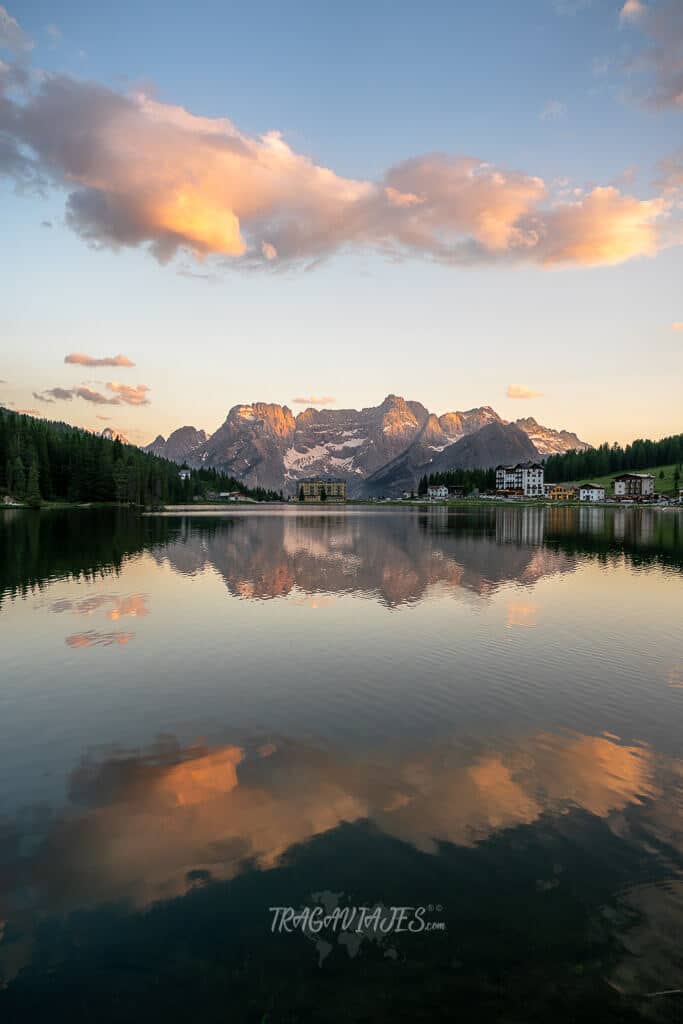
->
578;483;606;503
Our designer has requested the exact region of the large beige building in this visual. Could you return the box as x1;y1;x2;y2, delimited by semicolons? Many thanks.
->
613;473;655;499
297;478;347;502
495;462;544;496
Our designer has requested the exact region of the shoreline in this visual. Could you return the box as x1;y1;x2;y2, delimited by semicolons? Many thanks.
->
4;498;682;514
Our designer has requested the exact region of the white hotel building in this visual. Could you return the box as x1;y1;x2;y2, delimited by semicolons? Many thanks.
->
495;462;545;497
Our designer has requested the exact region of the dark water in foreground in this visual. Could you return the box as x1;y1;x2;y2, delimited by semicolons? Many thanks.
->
1;505;682;1022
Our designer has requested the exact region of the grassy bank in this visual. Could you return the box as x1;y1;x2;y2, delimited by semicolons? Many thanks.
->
562;464;680;496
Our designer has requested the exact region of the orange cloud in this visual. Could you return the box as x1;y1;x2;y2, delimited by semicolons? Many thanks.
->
506;600;539;627
672;322;683;331
506;385;544;399
107;595;149;620
620;0;646;22
65;352;135;367
539;187;665;265
0;72;672;268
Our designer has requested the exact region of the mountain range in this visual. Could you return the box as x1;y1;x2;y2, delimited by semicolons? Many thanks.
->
144;395;591;496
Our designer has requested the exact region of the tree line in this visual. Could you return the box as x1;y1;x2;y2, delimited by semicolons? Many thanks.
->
544;433;683;486
0;408;281;507
417;468;496;495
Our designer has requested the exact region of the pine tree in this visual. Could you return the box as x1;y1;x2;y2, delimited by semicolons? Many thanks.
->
25;458;42;508
12;455;25;499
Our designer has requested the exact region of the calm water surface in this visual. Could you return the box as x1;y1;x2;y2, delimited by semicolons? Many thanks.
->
1;505;682;1021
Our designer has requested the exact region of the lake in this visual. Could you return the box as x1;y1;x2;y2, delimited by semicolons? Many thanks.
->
1;505;682;1022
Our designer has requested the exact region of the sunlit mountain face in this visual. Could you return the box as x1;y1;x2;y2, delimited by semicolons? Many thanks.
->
144;396;592;495
1;505;682;1020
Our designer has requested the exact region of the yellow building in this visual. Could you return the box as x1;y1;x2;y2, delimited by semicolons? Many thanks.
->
545;484;577;501
297;478;347;502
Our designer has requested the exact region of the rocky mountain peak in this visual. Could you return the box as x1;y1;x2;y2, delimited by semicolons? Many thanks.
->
379;395;428;435
420;413;449;444
227;403;295;438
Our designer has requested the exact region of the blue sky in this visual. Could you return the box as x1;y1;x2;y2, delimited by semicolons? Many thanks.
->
1;0;682;445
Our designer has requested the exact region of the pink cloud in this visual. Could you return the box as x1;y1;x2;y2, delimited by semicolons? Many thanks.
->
0;5;32;53
106;381;150;406
65;631;134;648
31;382;150;406
619;1;683;109
292;395;336;406
64;352;135;367
0;67;673;269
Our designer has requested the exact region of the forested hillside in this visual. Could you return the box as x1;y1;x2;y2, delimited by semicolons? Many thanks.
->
416;468;496;495
544;434;683;485
0;409;281;506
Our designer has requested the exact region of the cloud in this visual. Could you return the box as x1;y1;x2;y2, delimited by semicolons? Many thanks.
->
0;5;32;53
65;631;134;648
540;100;567;120
16;407;42;416
538;186;664;265
672;321;683;330
656;149;683;193
292;395;336;406
51;592;149;620
41;219;52;228
0;730;660;925
96;413;111;420
619;1;683;108
74;385;120;405
30;381;150;406
506;385;544;400
0;70;673;269
620;0;646;23
64;352;135;367
33;386;74;402
106;381;150;405
45;23;61;41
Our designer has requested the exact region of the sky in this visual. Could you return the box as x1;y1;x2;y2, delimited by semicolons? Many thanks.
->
1;0;682;447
